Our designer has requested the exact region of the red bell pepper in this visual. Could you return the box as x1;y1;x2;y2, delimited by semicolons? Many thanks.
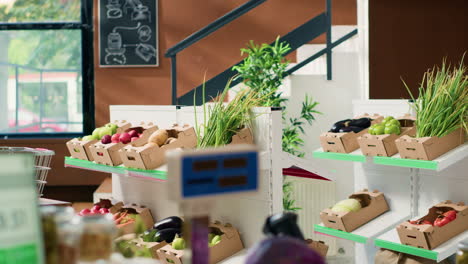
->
443;210;457;221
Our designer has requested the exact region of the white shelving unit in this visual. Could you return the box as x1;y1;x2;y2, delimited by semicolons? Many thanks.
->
310;100;468;264
109;105;284;249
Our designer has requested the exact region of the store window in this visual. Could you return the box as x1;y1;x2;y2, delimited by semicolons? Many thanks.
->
0;0;94;137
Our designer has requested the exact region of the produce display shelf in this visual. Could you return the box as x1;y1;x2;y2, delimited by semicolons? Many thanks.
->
373;143;468;171
314;211;409;244
312;149;366;162
375;228;468;262
313;143;468;171
64;157;167;181
219;249;247;264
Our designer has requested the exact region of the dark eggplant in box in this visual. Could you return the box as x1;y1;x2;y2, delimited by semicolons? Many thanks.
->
329;118;371;133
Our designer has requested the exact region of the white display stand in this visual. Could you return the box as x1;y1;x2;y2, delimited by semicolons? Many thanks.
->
109;105;283;248
351;100;467;263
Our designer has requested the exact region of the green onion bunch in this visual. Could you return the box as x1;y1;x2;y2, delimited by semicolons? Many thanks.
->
405;59;467;138
195;78;262;148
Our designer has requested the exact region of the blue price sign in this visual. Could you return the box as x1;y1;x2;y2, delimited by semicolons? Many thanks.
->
181;150;258;198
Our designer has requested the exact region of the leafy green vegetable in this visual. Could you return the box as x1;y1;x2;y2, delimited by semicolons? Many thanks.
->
404;58;467;138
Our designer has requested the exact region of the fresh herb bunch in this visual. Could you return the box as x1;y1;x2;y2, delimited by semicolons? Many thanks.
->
404;59;467;138
195;78;260;148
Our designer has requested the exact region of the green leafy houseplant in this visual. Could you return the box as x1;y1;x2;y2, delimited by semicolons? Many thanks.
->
404;59;467;138
233;38;321;211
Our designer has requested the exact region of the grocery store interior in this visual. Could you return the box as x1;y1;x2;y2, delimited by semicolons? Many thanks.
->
0;0;467;263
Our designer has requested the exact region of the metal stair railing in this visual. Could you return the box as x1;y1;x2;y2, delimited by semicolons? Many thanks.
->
166;0;357;106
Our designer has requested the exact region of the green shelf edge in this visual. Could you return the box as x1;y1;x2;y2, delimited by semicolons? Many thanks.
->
65;157;167;180
312;151;366;162
127;168;167;180
373;156;438;170
314;224;367;244
65;157;126;174
375;239;437;260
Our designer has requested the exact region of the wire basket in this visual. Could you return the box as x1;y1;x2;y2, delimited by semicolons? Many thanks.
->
0;147;55;196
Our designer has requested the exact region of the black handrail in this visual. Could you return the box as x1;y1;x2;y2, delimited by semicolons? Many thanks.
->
165;0;267;57
165;0;267;104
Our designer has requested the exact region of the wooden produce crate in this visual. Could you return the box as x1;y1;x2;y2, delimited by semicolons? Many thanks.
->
320;189;389;232
395;127;466;161
157;221;244;264
320;114;383;154
397;201;468;250
120;125;197;170
90;122;158;166
116;204;155;236
358;115;416;157
66;120;131;161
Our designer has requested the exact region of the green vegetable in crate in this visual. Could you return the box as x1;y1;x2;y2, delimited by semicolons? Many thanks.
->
369;124;385;135
384;124;401;135
142;229;158;242
331;199;362;213
172;237;186;250
209;235;222;247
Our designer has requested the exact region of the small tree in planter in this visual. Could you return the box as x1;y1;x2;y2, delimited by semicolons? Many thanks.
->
233;38;321;211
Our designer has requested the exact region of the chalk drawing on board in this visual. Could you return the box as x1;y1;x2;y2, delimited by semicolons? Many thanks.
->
137;25;151;42
135;44;156;62
106;0;123;19
104;22;141;65
122;0;151;22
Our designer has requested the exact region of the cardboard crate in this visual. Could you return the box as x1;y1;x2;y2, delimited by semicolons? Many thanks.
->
94;198;123;214
157;221;244;264
120;125;197;170
229;127;254;145
397;201;468;250
320;189;389;232
116;204;155;235
395;127;466;161
358;115;416;157
90;122;158;166
305;239;328;257
320;114;383;154
66;120;131;161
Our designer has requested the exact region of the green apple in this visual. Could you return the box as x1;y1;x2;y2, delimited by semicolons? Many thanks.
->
373;125;385;135
106;123;118;134
82;135;95;141
99;127;113;138
172;237;186;250
92;128;102;139
384;116;395;121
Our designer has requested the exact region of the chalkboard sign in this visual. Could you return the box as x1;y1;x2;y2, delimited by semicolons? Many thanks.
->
98;0;158;67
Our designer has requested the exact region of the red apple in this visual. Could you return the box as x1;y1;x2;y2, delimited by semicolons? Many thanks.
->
128;130;138;138
111;133;121;143
119;133;131;144
92;205;101;211
131;137;139;142
99;208;109;214
101;135;112;144
80;208;91;216
90;208;100;215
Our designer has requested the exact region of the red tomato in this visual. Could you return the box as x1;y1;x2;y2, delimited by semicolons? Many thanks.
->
434;216;451;227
